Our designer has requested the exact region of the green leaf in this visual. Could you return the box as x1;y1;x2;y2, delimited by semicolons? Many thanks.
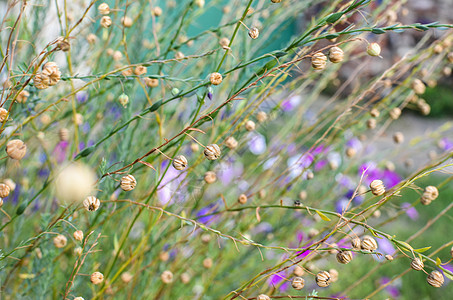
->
368;228;382;238
74;146;95;159
325;12;343;24
436;257;442;266
371;28;386;34
414;246;431;253
16;203;27;215
415;24;429;31
325;33;340;40
315;210;331;222
398;241;413;251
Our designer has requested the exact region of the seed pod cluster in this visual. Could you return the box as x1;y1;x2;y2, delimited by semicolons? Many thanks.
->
421;186;438;205
34;62;61;89
315;271;331;287
370;180;385;196
120;175;137;191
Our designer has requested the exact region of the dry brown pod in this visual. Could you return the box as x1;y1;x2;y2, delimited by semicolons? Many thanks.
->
144;77;159;88
120;175;137;191
328;46;344;63
98;3;110;14
248;27;259;39
225;137;238;149
83;196;100;212
204;144;221;160
161;270;173;284
6;139;27;160
315;271;331;287
393;132;404;144
180;272;191;284
0;183;11;198
427;270;444;288
245;120;256;131
53;234;67;248
134;66;147;76
90;272;104;284
421;186;438;205
210;72;223;85
336;251;353;264
351;237;361;249
203;257;213;269
291;277;305;290
121;272;133;283
121;16;133;27
361;235;378;251
410;258;424;271
370;179;385;196
238;194;248;204
256;295;270;300
204;171;217;184
389;107;401;120
311;52;327;70
293;265;305;276
412;79;426;95
73;230;84;242
172;155;188;171
100;16;112;28
152;6;163;17
329;269;339;282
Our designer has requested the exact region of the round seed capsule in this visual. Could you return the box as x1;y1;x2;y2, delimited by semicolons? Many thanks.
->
351;237;361;250
90;272;104;284
256;295;270;300
73;230;84;242
0;183;11;198
161;270;173;284
370;180;385;196
204;171;216;184
328;46;344;63
361;235;378;251
100;16;112;28
291;277;305;290
412;79;426;95
389;107;401;120
367;43;381;57
410;258;424;271
120;175;137;191
225;137;238;149
172;155;188;170
238;194;248;204
385;254;394;261
53;234;67;248
210;72;223;85
121;272;133;283
248;27;259;39
336;251;353;264
83;196;100;212
204;144;221;160
393;132;404;144
311;52;327;70
329;269;339;282
315;271;331;287
98;3;110;14
427;270;444;288
293;265;305;277
6;139;27;160
245;120;256;131
421;186;438;205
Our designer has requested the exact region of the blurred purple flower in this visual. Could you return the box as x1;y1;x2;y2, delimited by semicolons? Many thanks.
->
218;161;244;185
314;159;327;171
76;91;88;103
196;202;220;225
378;238;395;255
380;277;400;298
157;161;187;205
439;138;453;151
53;141;69;164
346;137;363;152
281;95;301;111
268;271;289;292
360;162;401;188
401;202;419;220
336;197;350;213
441;265;452;284
248;132;266;155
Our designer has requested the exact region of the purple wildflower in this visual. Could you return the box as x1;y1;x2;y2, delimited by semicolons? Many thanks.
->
247;132;266;155
401;202;419;220
76;91;88;103
157;161;187;205
380;277;400;298
53;141;69;164
281;95;301;111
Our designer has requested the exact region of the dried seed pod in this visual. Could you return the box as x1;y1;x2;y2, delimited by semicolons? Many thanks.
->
370;180;385;196
447;52;453;63
238;194;248;204
58;128;69;141
385;254;394;261
389;107;401;120
0;108;8;124
57;38;70;51
210;72;223;85
180;272;191;284
0;183;11;198
53;234;67;248
345;147;356;158
245;120;256;131
427;270;444;288
421;186;438;205
361;235;378;251
73;230;84;242
291;277;305;290
98;3;110;14
311;52;327;70
248;27;259;39
271;0;282;2
367;43;381;57
204;171;217;184
16;90;30;103
257;295;270;300
393;132;404;144
74;247;83;256
203;257;213;269
373;210;381;218
152;6;163;17
204;144;221;160
294;265;305;276
121;272;133;283
159;251;169;262
410;258;424;271
256;111;268;123
442;67;452;76
328;46;344;63
219;37;230;47
100;16;112;28
329;269;339;282
315;271;331;287
113;51;123;61
134;66;147;76
336;251;353;264
225;137;238;149
172;155;188;170
42;62;61;86
412;79;426;95
144;77;159;88
6;139;27;160
161;270;173;284
121;16;133;27
83;196;100;212
118;93;129;107
120;175;137;191
90;272;104;284
370;108;380;118
175;51;185;59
